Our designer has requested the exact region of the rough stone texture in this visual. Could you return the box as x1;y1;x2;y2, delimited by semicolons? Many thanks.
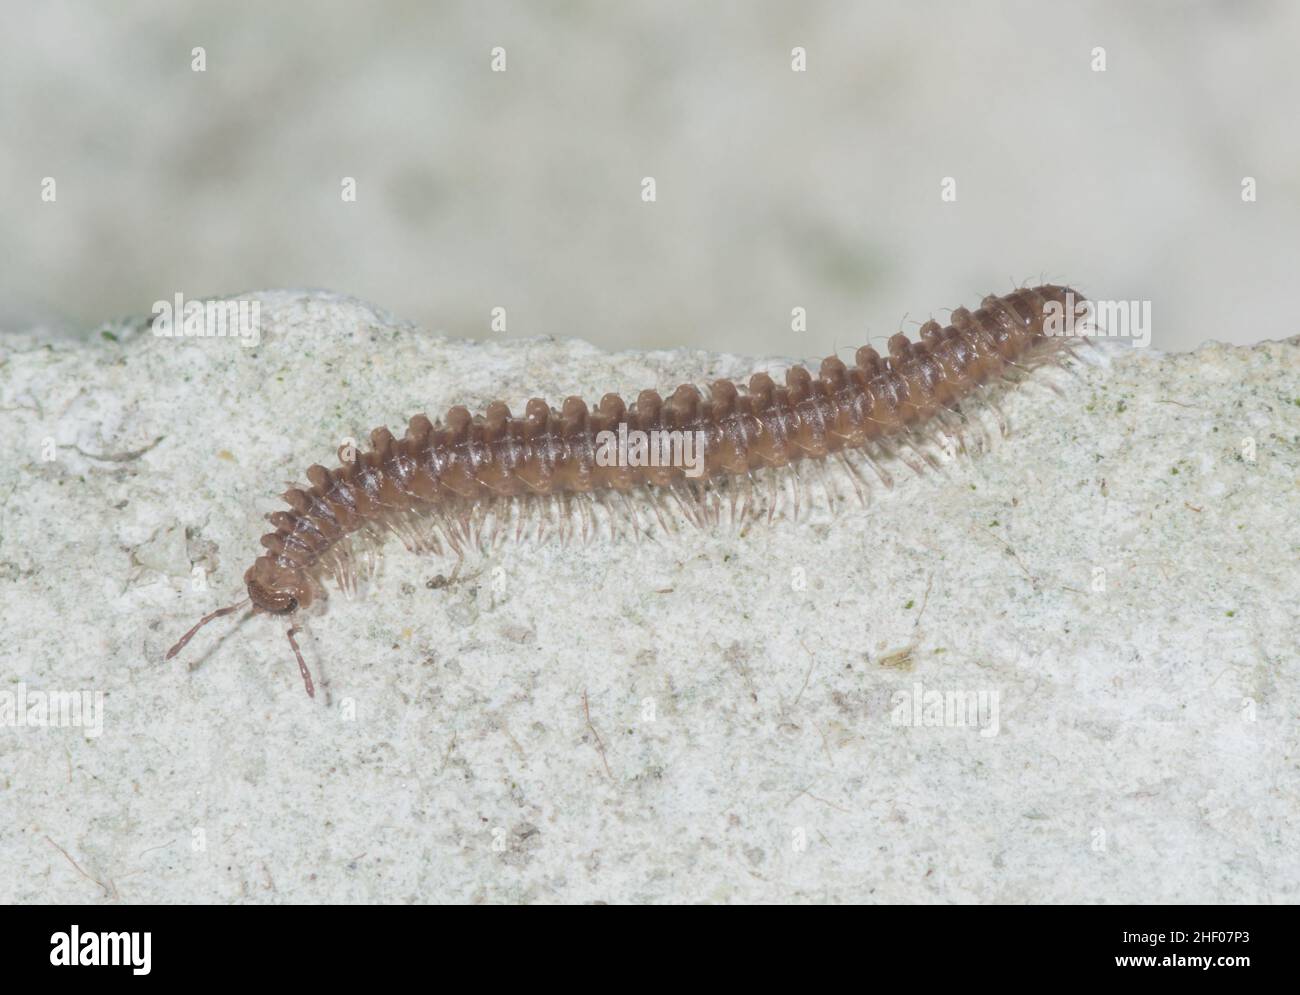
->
2;290;1297;904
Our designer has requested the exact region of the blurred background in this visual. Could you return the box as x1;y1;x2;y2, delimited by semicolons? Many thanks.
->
1;0;1297;355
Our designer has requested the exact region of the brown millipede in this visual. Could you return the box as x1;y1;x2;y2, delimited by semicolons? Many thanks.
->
166;285;1089;697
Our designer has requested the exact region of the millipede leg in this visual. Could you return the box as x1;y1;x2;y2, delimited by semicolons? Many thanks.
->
836;452;871;506
286;625;316;699
862;445;894;489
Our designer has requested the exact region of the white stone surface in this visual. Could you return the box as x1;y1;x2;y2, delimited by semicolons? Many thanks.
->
2;290;1297;903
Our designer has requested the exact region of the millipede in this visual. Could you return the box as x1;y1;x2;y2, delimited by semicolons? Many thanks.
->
166;284;1091;697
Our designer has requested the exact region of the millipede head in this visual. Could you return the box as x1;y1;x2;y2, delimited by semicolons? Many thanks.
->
167;556;319;699
244;554;312;615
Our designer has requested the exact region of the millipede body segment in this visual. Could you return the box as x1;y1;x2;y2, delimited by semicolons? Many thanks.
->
168;285;1088;696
